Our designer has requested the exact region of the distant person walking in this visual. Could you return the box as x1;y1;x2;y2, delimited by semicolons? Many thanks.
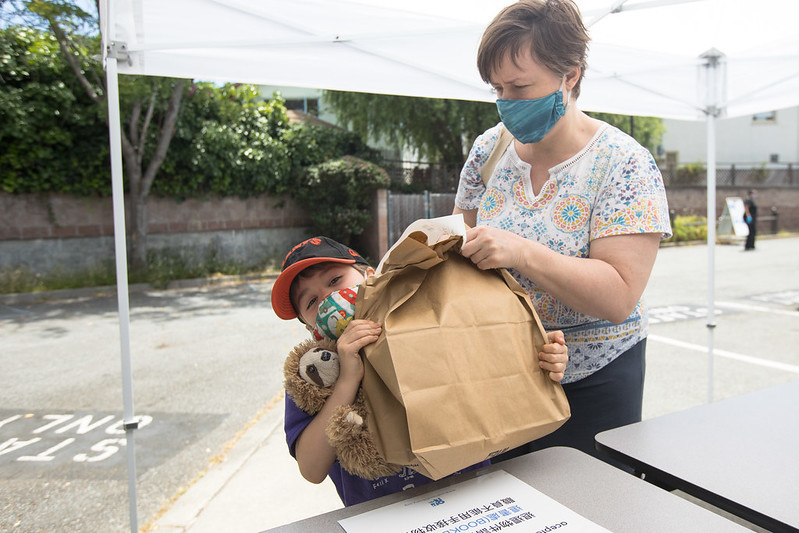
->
744;189;758;251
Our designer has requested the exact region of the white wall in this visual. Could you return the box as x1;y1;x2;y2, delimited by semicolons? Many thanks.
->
662;106;799;165
260;85;406;160
259;85;342;124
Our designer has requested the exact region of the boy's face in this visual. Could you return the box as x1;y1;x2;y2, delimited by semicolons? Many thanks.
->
292;263;370;326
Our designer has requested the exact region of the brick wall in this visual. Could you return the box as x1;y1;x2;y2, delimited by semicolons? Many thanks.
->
0;192;314;275
665;186;799;232
0;192;310;241
1;187;796;277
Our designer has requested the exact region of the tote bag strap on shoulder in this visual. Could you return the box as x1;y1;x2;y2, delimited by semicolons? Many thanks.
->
479;125;513;187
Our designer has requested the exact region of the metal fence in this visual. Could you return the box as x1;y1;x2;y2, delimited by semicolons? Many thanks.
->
386;191;456;246
385;160;799;191
383;160;462;193
660;163;798;187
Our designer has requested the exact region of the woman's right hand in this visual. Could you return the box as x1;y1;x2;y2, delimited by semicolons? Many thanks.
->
461;225;531;271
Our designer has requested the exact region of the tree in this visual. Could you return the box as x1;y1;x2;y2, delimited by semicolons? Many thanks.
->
156;86;382;201
0;28;301;202
293;156;390;246
322;91;665;164
156;84;292;199
586;112;664;155
323;90;499;164
0;25;109;195
7;0;186;270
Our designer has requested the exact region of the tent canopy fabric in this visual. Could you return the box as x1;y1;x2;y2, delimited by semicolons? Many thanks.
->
102;0;500;102
102;0;799;120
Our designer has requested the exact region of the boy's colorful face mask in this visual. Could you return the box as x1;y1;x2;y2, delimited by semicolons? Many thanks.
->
312;284;359;341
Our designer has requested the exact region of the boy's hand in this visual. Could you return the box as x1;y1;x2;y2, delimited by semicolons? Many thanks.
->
294;319;381;485
336;319;382;383
539;330;567;383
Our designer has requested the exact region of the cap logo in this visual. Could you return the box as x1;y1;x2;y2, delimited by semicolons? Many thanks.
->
282;237;323;268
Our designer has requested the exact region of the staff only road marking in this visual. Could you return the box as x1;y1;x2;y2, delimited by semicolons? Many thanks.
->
748;289;799;306
647;305;726;325
716;301;799;317
648;335;799;374
0;410;226;479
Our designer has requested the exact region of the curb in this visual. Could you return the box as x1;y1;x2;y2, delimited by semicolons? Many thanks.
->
4;232;795;303
148;395;285;532
659;231;797;248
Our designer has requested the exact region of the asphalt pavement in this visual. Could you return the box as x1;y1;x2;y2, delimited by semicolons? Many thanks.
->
2;235;798;532
155;235;799;532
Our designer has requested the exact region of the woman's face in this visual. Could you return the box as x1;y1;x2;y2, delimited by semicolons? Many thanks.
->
490;47;562;101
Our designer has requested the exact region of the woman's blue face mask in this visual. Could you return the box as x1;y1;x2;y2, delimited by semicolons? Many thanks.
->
496;78;569;144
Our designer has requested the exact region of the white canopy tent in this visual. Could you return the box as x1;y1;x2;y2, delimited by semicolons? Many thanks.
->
101;0;799;116
99;0;799;529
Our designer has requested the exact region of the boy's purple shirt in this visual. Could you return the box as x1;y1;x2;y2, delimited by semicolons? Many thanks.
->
284;393;489;506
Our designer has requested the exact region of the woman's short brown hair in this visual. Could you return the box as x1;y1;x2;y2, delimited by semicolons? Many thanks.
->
477;0;590;99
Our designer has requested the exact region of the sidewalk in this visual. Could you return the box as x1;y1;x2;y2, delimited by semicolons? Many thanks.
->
149;392;343;532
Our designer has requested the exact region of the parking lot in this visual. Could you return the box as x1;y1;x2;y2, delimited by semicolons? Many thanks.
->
1;236;797;532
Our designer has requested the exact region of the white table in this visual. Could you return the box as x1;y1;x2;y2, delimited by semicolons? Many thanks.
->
262;447;749;532
596;380;799;533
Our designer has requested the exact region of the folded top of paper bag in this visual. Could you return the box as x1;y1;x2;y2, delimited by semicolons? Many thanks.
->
376;214;468;275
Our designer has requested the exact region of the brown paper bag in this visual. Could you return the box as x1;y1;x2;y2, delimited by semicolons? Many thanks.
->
355;224;570;480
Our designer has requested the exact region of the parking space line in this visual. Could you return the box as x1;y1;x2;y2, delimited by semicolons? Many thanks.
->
716;301;799;317
0;305;35;317
648;334;799;374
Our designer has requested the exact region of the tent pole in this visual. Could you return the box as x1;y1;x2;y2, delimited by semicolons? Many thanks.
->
702;48;722;405
706;111;716;404
105;53;139;533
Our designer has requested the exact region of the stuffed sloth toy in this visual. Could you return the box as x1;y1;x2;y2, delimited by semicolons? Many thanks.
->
283;337;402;480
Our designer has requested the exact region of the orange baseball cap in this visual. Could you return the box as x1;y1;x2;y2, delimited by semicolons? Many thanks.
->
270;236;369;320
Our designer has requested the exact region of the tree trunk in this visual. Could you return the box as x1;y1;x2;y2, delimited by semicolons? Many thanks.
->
130;193;149;270
120;81;185;272
48;17;185;275
121;141;147;271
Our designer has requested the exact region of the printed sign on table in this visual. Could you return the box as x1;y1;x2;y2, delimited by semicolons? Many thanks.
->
718;197;749;237
339;470;610;533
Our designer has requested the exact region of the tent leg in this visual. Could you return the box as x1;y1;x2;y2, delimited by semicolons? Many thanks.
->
105;55;139;532
706;111;716;405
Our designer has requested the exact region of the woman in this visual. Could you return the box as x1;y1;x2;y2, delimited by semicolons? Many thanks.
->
454;0;672;462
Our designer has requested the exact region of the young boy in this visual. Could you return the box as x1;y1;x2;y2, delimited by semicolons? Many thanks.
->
271;236;568;506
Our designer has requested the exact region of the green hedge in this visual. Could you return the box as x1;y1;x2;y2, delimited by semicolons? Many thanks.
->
293;156;390;244
0;27;110;195
1;28;382;202
665;215;707;243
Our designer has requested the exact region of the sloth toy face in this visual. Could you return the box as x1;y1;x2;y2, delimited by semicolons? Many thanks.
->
298;347;340;388
283;337;402;480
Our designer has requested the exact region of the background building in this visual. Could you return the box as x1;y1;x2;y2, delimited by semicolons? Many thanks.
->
263;86;799;173
661;107;798;168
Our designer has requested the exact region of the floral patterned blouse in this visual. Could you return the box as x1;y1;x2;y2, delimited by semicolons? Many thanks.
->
455;122;672;383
